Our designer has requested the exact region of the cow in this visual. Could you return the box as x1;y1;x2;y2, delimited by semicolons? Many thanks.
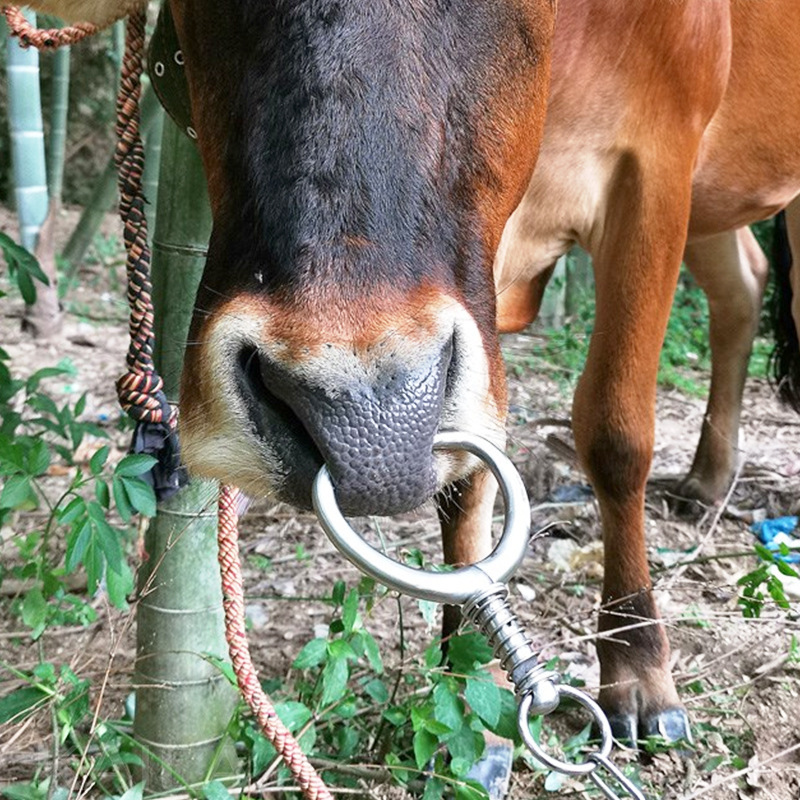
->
23;0;800;764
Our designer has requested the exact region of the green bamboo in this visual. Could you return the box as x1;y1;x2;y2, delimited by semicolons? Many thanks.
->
142;90;165;240
47;44;70;204
134;118;237;790
6;9;62;337
6;9;48;252
62;83;162;269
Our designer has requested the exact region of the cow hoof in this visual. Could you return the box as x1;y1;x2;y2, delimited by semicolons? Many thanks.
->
670;476;717;516
604;707;692;750
466;744;513;800
605;712;638;746
641;706;693;745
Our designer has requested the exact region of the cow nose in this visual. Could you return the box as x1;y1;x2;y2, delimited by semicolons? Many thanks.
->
238;336;454;516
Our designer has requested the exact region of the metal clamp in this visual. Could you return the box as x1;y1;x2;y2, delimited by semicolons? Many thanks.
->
313;431;645;800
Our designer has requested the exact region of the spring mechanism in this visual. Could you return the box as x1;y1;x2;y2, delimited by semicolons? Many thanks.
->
462;582;561;716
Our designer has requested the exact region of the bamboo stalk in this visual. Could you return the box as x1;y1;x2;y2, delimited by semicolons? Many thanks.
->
61;82;162;270
6;8;61;338
6;8;48;252
133;118;237;790
47;44;70;205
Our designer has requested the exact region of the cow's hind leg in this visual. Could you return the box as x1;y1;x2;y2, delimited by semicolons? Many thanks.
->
677;228;768;505
438;470;514;799
573;161;695;745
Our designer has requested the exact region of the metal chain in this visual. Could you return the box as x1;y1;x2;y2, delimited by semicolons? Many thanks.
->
314;431;648;800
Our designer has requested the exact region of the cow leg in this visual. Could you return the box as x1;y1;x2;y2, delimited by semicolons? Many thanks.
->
438;470;513;799
677;229;768;504
572;164;694;744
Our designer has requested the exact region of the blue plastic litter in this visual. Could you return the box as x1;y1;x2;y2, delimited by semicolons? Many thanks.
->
751;516;800;563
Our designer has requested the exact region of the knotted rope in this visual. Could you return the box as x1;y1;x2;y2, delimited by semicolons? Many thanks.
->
219;487;334;799
3;8;330;798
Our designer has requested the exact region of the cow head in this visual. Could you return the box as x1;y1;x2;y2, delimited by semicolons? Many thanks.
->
172;0;554;515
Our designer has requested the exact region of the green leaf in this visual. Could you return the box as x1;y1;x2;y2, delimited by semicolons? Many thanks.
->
112;476;134;522
446;726;483;775
106;559;134;610
120;476;156;517
74;393;87;417
433;682;463;734
327;639;357;661
293;638;327;669
25;363;73;394
66;519;91;572
95;479;110;509
201;781;233;800
275;701;313;732
364;678;389;704
59;496;85;525
465;676;501;728
484;688;519;742
413;728;438;770
114;454;157;477
417;598;438;629
383;706;406;727
342;588;359;633
320;654;349;707
0;686;48;724
454;779;489;800
89;446;110;476
362;631;383;673
422;777;445;800
447;633;494;672
22;589;48;637
331;580;346;605
0;474;35;510
116;783;144;800
26;439;50;476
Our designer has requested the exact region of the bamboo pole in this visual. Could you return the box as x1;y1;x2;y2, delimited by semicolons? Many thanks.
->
142;86;165;240
6;9;48;252
62;82;161;270
133;119;238;790
6;8;61;337
47;44;70;205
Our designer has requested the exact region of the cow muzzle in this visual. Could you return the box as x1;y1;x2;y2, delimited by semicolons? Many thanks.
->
235;335;452;515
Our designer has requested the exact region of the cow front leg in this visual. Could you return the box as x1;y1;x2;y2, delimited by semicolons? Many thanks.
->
677;228;768;505
573;169;693;745
438;470;516;799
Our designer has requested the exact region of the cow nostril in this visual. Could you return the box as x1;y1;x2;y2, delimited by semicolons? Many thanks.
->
236;347;322;462
443;329;459;401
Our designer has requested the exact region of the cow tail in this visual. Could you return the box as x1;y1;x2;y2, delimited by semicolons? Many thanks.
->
768;210;800;412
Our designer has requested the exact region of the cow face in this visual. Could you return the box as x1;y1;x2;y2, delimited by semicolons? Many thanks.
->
172;0;554;514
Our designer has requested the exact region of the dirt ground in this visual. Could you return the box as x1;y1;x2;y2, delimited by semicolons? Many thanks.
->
1;206;799;799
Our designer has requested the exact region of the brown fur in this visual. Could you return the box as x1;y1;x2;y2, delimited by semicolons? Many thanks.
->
493;0;800;726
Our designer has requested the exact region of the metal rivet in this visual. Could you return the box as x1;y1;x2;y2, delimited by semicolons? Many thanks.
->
174;49;184;65
187;127;198;139
154;61;165;77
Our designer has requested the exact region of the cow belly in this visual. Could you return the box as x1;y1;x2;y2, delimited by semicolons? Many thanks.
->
689;0;800;237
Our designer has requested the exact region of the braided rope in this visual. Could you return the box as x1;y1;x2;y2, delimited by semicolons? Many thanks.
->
218;486;334;800
111;9;166;424
4;9;332;798
1;6;98;45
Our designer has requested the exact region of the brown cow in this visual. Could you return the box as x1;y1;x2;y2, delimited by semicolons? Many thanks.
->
23;0;800;763
493;0;800;741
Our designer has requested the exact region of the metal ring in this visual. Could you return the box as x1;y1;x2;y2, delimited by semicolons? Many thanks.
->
518;684;613;776
312;431;531;605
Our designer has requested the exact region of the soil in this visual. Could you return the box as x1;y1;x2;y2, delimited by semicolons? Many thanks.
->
1;207;799;799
